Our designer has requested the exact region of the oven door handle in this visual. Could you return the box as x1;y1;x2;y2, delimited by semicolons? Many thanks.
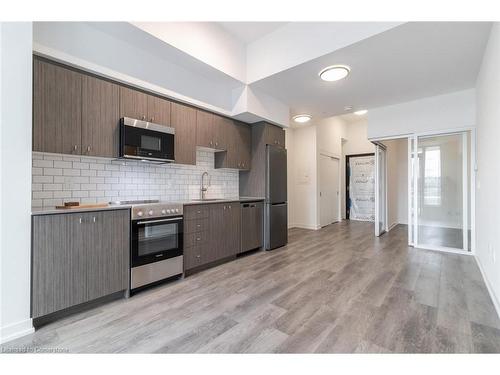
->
136;217;182;225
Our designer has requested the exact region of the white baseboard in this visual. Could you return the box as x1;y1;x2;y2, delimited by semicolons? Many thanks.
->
288;223;321;230
387;222;398;232
474;255;500;321
0;318;34;344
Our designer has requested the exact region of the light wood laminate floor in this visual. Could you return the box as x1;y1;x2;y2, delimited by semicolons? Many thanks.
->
3;221;500;353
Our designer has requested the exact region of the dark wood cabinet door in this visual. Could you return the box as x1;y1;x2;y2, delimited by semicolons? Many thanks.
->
119;86;148;120
82;76;120;157
196;110;215;148
225;203;241;257
86;210;129;301
237;122;252;170
171;102;196;165
213;115;230;151
33;59;82;154
147;95;171;125
32;213;87;318
264;123;285;148
208;203;226;262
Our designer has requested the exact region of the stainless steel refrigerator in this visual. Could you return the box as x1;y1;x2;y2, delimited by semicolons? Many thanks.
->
265;145;288;250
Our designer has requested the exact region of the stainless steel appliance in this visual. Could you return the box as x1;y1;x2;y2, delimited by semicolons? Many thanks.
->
241;201;264;252
119;117;175;163
265;145;288;250
122;200;184;292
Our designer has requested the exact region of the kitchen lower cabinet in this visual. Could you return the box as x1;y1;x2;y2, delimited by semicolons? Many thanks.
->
183;203;241;272
32;210;129;318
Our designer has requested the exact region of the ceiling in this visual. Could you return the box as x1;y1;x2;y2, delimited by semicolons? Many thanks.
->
218;22;287;44
249;22;492;121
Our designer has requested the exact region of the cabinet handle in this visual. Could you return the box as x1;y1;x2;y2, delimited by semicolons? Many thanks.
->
196;255;201;259
223;205;226;210
93;216;96;223
197;210;201;214
215;141;218;147
196;237;201;241
141;115;146;121
209;141;213;146
79;217;83;224
87;145;91;153
228;205;231;209
196;224;201;227
73;145;78;152
151;117;155;122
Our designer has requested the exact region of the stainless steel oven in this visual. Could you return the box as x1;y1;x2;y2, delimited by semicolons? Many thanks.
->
129;202;184;292
120;117;175;163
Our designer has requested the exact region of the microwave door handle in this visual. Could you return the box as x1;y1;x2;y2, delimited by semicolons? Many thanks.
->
136;218;182;225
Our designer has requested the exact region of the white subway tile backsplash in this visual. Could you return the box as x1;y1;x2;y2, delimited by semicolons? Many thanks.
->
32;150;239;208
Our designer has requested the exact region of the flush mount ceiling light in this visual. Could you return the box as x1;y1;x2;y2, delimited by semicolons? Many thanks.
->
354;109;368;116
292;114;312;123
319;65;351;82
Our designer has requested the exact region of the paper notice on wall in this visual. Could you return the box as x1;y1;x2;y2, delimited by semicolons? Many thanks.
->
349;155;375;222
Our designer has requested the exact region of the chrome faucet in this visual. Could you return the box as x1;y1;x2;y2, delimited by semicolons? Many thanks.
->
200;171;211;200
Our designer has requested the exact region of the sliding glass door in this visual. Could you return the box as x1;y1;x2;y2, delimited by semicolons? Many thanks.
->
374;144;387;236
409;131;471;252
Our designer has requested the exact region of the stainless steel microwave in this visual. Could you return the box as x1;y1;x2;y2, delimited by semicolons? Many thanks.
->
119;117;175;163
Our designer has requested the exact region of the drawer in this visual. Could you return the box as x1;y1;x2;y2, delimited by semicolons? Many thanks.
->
184;243;210;270
184;230;209;248
184;205;209;220
184;218;209;234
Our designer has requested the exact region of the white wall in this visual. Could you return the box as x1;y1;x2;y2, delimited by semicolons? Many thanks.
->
287;125;318;229
368;89;476;139
343;119;375;155
0;22;33;343
383;138;408;229
131;22;246;83
475;23;500;315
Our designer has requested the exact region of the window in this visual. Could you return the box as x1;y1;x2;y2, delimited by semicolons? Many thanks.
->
423;146;441;206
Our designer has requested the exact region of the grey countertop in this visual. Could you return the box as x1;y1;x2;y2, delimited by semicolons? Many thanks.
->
31;197;266;216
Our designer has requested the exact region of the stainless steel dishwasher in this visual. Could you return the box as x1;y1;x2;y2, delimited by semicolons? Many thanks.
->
240;201;264;253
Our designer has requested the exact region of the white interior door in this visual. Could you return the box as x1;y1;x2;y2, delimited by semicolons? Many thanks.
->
319;154;340;227
374;144;387;236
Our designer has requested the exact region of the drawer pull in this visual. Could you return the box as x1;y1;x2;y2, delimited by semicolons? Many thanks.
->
196;237;201;241
196;255;201;258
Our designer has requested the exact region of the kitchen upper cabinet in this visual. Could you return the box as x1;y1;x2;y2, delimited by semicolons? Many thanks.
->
196;110;228;150
146;95;171;125
82;75;120;157
215;120;251;170
119;86;148;121
264;123;285;148
171;102;196;165
235;122;251;169
32;210;129;318
33;58;82;155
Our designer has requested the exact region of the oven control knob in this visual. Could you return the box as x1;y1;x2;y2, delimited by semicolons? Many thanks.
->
161;209;166;215
137;211;143;217
148;210;154;216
